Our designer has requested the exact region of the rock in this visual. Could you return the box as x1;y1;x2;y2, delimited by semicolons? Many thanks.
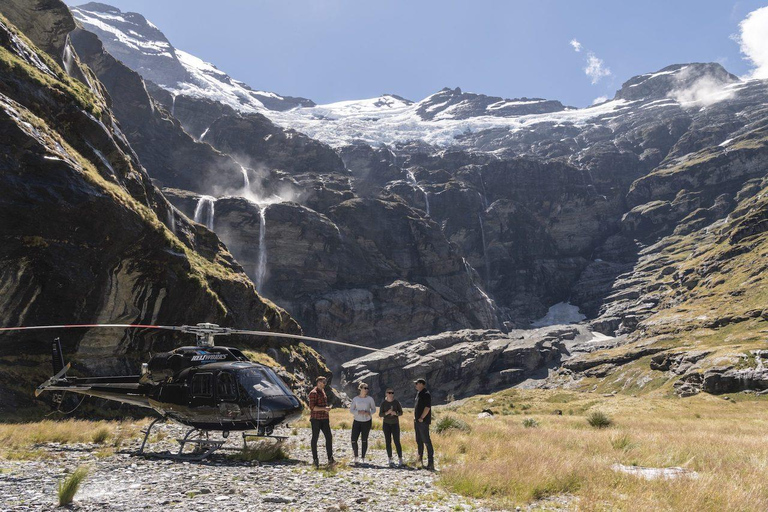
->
263;494;294;504
341;325;589;401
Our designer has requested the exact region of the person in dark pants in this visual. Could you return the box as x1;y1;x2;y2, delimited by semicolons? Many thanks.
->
379;387;404;467
349;382;376;465
413;378;434;470
308;376;334;467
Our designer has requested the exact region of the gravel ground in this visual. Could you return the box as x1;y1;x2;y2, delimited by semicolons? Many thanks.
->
0;423;492;511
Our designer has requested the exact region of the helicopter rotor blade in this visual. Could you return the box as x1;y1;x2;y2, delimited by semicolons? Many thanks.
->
230;329;397;355
0;324;397;355
0;324;182;333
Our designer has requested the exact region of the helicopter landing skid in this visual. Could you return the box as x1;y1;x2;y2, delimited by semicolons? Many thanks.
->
136;419;224;461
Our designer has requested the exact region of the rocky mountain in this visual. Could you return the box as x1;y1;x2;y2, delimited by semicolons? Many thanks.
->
0;0;328;412
69;2;314;112
16;1;768;398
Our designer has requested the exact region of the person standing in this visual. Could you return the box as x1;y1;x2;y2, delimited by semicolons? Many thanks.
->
309;376;334;467
349;382;376;465
379;388;404;467
413;378;434;470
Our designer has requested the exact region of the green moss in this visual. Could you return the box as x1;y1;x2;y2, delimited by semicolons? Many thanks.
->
0;15;103;117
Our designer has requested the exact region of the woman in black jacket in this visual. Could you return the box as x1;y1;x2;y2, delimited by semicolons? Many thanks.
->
378;388;404;467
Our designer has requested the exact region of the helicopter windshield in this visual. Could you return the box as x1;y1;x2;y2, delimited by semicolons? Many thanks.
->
238;367;291;398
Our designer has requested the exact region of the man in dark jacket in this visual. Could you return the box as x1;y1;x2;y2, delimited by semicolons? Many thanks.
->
413;378;434;470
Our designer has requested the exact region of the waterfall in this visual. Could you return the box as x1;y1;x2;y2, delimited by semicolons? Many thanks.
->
194;195;216;230
62;43;76;77
167;207;176;235
478;214;491;289
171;94;177;116
255;204;268;293
240;165;251;191
463;256;495;312
200;126;211;140
407;169;430;215
480;176;489;209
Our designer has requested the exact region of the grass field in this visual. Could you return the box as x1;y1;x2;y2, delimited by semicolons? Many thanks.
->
3;390;768;510
435;389;768;511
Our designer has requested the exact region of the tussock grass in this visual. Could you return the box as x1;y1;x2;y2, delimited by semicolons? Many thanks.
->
522;418;539;428
230;440;290;462
586;411;613;429
57;466;88;506
434;416;470;434
0;420;139;459
435;390;768;510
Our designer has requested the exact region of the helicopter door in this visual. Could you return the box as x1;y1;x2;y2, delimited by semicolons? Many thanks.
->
216;371;241;420
189;372;214;410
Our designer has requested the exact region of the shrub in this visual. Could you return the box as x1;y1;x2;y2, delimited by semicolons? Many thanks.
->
587;411;613;429
57;466;88;506
91;427;110;444
610;433;633;451
434;416;471;434
231;441;290;462
522;418;539;428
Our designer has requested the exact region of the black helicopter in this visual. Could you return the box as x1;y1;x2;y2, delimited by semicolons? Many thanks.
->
0;322;390;460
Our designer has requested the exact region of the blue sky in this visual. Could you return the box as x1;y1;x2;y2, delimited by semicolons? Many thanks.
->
66;0;768;106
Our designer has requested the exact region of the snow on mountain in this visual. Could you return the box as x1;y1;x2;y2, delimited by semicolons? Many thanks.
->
71;3;747;151
71;2;314;112
266;95;631;148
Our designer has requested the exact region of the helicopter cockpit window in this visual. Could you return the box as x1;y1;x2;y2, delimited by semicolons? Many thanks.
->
238;368;285;398
191;372;213;397
216;372;238;400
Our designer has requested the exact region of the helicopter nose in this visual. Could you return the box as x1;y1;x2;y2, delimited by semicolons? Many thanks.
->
283;407;303;425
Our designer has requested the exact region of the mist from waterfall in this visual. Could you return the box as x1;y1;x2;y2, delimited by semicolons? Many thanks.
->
407;169;430;215
171;94;176;116
194;195;216;230
200;126;210;140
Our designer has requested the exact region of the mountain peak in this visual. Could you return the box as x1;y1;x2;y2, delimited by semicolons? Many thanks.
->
76;2;122;14
416;87;565;121
615;62;740;102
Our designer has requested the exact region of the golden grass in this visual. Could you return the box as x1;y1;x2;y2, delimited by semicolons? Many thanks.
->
434;389;768;510
0;420;140;459
57;466;88;506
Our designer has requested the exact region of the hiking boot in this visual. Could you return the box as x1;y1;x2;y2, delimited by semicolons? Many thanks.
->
388;457;395;467
426;461;435;471
313;459;319;468
353;456;359;465
328;458;336;466
398;457;404;467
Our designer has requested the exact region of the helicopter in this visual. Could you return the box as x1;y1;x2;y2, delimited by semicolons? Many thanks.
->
0;322;392;460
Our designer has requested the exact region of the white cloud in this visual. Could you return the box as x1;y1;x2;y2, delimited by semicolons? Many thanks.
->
591;96;608;105
585;53;611;84
736;5;768;79
668;67;734;107
570;39;582;52
570;39;611;85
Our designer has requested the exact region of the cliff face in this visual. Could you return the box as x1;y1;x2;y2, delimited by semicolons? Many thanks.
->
0;2;326;412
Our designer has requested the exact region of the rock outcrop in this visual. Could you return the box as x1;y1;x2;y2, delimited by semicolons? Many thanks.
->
340;326;605;401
